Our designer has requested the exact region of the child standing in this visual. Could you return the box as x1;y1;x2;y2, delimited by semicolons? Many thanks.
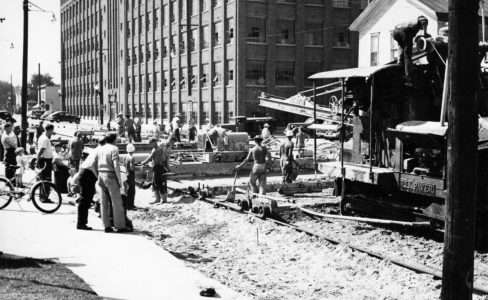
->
124;143;136;210
15;147;26;188
67;167;80;197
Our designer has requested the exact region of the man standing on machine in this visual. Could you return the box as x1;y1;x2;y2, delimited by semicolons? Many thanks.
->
392;15;429;87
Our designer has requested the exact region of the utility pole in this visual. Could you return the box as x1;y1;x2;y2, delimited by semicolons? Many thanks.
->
37;63;41;107
441;0;479;299
20;0;29;149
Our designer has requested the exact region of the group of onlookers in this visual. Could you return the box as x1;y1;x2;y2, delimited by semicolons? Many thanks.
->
72;133;132;232
115;112;143;143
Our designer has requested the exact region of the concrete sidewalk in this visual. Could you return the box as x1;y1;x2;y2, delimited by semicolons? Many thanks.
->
0;203;247;300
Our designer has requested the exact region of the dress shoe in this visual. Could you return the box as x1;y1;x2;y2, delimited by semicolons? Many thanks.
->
77;225;92;231
116;228;133;233
40;199;54;204
104;227;114;233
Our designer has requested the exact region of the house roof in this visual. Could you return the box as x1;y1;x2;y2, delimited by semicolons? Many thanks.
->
350;0;488;32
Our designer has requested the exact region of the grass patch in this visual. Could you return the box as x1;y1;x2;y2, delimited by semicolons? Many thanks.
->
0;253;102;300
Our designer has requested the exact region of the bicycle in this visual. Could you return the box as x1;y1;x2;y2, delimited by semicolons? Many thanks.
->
0;163;62;213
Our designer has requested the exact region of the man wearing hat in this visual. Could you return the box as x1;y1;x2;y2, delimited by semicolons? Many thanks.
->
261;123;271;140
1;123;17;180
280;130;295;183
235;135;272;195
392;15;429;87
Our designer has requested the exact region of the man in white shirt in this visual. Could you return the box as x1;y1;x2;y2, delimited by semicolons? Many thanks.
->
37;124;55;203
1;123;17;180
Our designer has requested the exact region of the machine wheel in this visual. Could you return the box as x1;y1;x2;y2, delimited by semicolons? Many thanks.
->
252;206;259;214
240;199;249;211
258;206;270;219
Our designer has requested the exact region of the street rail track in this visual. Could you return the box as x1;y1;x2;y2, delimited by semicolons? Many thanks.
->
197;194;488;295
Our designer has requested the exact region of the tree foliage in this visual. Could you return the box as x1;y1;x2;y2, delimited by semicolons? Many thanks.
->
28;73;55;102
0;80;15;110
30;73;55;87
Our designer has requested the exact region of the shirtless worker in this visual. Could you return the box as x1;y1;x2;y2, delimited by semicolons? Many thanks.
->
280;130;295;183
235;136;272;195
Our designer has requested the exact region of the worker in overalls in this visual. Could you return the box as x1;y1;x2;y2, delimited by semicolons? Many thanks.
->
392;15;429;87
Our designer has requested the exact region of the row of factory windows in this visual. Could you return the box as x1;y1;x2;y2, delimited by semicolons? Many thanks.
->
64;58;322;99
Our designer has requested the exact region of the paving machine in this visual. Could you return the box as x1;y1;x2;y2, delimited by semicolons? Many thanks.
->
312;38;488;246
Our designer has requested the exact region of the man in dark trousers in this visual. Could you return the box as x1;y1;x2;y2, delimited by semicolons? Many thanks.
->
73;139;103;230
392;15;429;87
1;123;17;180
37;124;55;203
134;112;142;142
280;130;295;184
68;132;84;171
235;136;272;195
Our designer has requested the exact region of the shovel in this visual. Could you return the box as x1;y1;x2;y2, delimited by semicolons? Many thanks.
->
224;171;239;202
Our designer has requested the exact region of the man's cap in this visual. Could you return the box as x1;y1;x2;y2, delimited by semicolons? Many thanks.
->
418;15;428;24
6;117;16;123
286;130;294;137
263;123;270;127
126;143;136;153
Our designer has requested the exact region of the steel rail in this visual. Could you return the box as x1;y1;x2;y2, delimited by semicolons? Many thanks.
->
198;196;488;295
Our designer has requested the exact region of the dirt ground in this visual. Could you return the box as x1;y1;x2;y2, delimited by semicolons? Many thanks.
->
128;188;488;300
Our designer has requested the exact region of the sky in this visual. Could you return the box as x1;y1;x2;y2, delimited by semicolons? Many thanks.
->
0;0;61;87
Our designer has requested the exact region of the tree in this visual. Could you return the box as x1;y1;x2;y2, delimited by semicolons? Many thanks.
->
28;73;55;103
0;80;15;111
30;73;54;87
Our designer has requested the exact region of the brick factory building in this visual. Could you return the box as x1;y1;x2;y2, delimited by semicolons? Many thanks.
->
60;0;367;127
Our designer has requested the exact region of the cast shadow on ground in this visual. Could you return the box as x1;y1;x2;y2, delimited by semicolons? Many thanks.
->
0;275;97;295
168;250;214;264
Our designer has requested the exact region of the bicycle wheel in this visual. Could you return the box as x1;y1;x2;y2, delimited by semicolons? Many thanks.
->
31;181;62;213
0;177;13;209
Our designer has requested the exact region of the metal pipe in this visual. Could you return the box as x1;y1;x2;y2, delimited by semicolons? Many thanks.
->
340;78;346;211
369;76;374;181
482;0;486;43
313;81;317;178
37;63;41;107
440;60;449;126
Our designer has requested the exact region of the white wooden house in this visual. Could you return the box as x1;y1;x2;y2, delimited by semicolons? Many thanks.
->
349;0;488;67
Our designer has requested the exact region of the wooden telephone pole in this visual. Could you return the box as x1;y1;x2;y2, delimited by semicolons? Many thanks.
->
441;0;480;299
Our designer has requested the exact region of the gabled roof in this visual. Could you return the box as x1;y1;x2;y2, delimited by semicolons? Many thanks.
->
350;0;488;32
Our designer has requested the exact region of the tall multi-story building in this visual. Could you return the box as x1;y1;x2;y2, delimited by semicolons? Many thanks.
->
60;0;367;127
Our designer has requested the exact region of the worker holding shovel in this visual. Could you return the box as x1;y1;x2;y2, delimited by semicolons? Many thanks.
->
235;136;272;195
